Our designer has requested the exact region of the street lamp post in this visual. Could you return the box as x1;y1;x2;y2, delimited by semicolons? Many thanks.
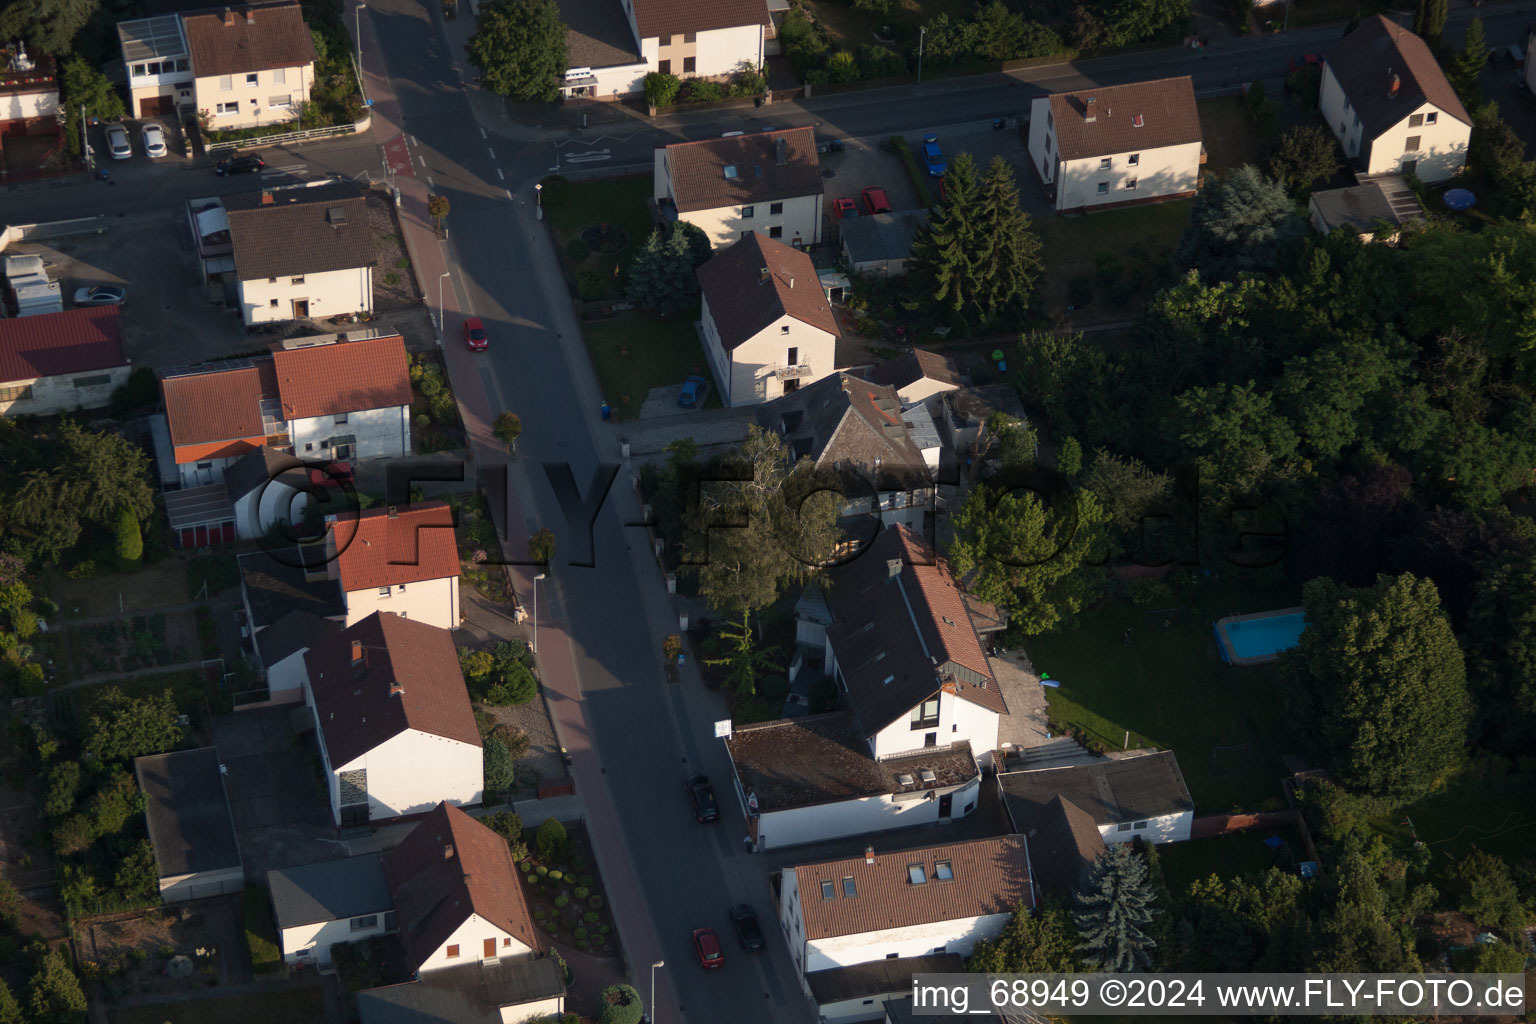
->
534;182;543;221
917;26;925;85
650;960;665;1024
437;271;450;346
532;573;546;654
355;2;365;65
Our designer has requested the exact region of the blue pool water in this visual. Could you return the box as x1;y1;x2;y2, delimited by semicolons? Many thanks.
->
1218;611;1307;663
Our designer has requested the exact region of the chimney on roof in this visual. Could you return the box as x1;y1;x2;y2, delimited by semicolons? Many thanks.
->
865;845;875;864
260;191;274;205
387;505;398;518
759;266;769;284
223;7;234;25
1388;73;1401;98
389;682;404;698
886;558;902;580
245;7;254;22
350;641;364;667
443;844;454;860
788;276;794;289
1084;97;1097;122
775;137;787;166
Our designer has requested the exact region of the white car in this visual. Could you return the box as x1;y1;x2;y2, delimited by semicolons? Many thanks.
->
141;122;167;159
105;124;131;160
73;285;127;306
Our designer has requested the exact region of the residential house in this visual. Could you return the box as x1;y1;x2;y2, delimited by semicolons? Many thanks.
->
725;713;982;851
305;612;482;826
555;0;647;100
939;384;1029;468
697;231;840;407
557;0;767;99
1320;16;1471;183
656;128;823;248
778;835;1031;994
134;748;245;903
808;953;963;1024
187;196;234;282
999;750;1196;850
0;49;59;142
268;854;395;966
324;502;462;630
159;359;279;490
383;802;541;975
182;1;316;129
839;210;928;277
0;307;132;416
253;608;341;705
753;373;942;531
225;181;375;325
1027;76;1203;213
117;13;194;119
865;348;963;409
1307;173;1424;242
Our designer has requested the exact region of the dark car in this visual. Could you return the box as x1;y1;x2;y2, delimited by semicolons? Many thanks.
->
685;773;718;822
692;927;724;969
729;904;765;952
215;155;266;176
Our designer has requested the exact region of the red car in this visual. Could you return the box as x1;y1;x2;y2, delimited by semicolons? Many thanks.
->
692;927;724;969
832;196;859;219
1287;53;1323;73
861;186;891;215
462;316;488;351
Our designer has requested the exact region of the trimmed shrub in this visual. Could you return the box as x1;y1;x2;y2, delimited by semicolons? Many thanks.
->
584;911;599;924
574;886;590;899
536;866;549;877
599;983;645;1024
554;893;570;909
537;817;567;861
114;508;143;571
589;895;603;909
548;869;563;882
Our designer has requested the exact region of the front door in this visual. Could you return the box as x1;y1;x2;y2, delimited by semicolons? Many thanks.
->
938;792;953;819
483;938;497;958
292;298;309;318
340;803;369;828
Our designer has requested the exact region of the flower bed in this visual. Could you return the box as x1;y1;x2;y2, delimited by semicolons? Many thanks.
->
519;823;619;957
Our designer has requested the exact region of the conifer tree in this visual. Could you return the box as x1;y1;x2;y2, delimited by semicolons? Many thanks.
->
1450;17;1487;102
909;153;981;316
625;225;698;316
1074;843;1158;972
972;155;1043;322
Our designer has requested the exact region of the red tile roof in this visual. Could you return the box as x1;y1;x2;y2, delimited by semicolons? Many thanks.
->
697;232;840;351
304;611;480;767
270;334;411;420
629;0;767;44
329;502;461;591
160;361;277;460
793;835;1031;940
663;127;822;213
180;1;318;78
384;802;539;971
0;307;128;383
1046;76;1201;162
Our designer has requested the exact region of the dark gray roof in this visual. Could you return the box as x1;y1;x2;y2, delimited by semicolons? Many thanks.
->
999;751;1194;829
239;549;344;629
268;854;390;928
806;953;964;1004
163;482;236;531
134;747;242;877
224;181;375;281
1309;175;1423;233
866;348;962;393
885;995;1005;1024
1012;794;1105;897
256;608;342;668
418;957;566;1009
942;384;1028;432
754;373;929;491
558;0;642;69
1323;15;1471;134
840;210;929;265
223;445;310;502
357;983;490;1024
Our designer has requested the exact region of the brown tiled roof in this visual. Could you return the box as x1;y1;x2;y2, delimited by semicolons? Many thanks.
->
754;373;929;491
697;232;839;351
329;502;462;592
304;611;480;767
725;713;977;812
664;128;820;213
1324;15;1470;132
270;334;411;419
999;751;1195;829
1046;76;1201;162
160;360;276;452
559;0;641;68
181;1;317;78
224;181;374;281
1015;795;1105;897
825;525;1005;735
0;307;128;383
866;348;962;392
792;835;1032;940
384;803;539;971
629;0;766;46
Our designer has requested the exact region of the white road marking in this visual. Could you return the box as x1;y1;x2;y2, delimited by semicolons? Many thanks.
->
427;175;434;187
565;152;611;164
479;126;487;139
409;134;417;147
505;189;513;201
496;167;504;180
487;146;495;160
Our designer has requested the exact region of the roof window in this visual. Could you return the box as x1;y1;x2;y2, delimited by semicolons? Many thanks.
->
326;206;347;225
842;876;857;897
1132;114;1145;128
820;879;836;899
934;860;954;881
723;165;738;179
907;864;927;885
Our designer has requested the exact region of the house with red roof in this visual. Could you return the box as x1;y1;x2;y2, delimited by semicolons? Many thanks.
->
325;502;462;631
304;612;481;826
0;307;131;416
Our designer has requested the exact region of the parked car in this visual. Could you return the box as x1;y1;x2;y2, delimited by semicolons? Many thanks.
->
462;316;489;351
105;124;132;160
921;133;946;178
141;122;168;159
720;130;745;138
215;155;265;176
729;904;765;952
861;186;891;214
692;927;724;969
832;197;859;219
1286;53;1323;73
684;773;719;821
678;375;708;409
73;285;127;306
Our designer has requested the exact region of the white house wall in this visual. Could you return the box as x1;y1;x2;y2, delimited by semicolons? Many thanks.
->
639;23;763;81
0;89;60;121
868;690;997;761
279;912;391;965
1054;143;1201;212
177;453;243;489
264;648;310;705
234;479;310;540
343;575;460;631
585;62;648;101
158;867;245;903
755;777;979;850
497;995;564;1023
804;912;1011;973
238;266;372;325
895;379;959;407
0;364;131;417
195;63;315;130
1098;809;1192;845
416;913;528;974
677;193;822;250
701;309;836;407
289;405;412;463
818;991;897;1024
333;728;482;824
1320;70;1469;183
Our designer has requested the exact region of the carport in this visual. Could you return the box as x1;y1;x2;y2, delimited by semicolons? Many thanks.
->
164;482;236;548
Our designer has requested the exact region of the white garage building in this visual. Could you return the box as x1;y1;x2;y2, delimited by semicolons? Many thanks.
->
134;747;245;903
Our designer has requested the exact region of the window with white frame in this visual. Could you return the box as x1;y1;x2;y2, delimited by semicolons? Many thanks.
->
1099;157;1111;169
216;101;239;114
269;95;292;109
246;73;259;87
1425;111;1438;124
132;63;147;76
1125;177;1138;190
1128;152;1139;165
1096;182;1109;195
350;915;377;931
378;586;392;597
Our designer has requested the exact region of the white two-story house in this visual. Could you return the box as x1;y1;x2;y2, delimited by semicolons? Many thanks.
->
1027;76;1203;214
304;612;482;827
225;181;375;325
1319;16;1471;183
557;0;767;99
656;128;823;248
697;231;840;407
325;502;462;631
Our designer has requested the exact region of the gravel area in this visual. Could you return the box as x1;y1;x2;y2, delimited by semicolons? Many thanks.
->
479;693;564;803
367;189;422;312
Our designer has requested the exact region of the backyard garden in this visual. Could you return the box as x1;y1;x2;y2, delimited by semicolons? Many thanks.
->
107;986;326;1024
410;351;466;453
509;816;619;958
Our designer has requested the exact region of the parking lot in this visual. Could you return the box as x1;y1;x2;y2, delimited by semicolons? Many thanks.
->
88;117;195;180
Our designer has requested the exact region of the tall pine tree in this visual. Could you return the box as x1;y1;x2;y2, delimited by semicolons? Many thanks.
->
1413;0;1447;46
625;225;698;316
1450;16;1487;103
973;155;1043;322
1073;842;1158;972
909;153;981;316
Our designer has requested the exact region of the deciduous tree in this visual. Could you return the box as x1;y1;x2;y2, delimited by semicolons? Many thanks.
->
492;412;522;451
1445;850;1527;938
82;687;180;763
26;948;86;1024
0;977;21;1024
1269;124;1342;193
1074;843;1158;972
968;900;1081;972
2;1;100;57
1413;0;1447;45
1464;552;1536;750
466;0;568;102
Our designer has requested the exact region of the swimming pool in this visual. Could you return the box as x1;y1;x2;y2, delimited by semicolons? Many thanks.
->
1214;608;1307;665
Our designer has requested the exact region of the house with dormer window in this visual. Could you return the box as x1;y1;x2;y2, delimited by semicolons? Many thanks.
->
325;502;462;630
656;128;823;248
225;181;375;325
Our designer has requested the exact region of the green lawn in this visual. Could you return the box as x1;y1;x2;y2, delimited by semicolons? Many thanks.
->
1033;201;1191;323
1157;826;1306;894
242;886;284;974
1026;581;1302;812
583;309;715;420
109;987;324;1024
545;176;655;300
1369;781;1536;874
1197;95;1267;175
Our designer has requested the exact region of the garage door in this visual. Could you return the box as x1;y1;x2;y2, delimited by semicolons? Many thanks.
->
139;94;175;118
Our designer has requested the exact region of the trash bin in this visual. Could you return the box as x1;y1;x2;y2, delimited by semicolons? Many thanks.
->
600;403;612;421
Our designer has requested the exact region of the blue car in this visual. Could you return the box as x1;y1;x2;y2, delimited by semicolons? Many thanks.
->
921;133;946;178
678;375;708;408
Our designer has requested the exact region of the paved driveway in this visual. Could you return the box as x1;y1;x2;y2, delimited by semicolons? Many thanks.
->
211;706;346;881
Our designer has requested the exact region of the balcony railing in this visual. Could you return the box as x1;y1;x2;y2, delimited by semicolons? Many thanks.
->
774;363;814;380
